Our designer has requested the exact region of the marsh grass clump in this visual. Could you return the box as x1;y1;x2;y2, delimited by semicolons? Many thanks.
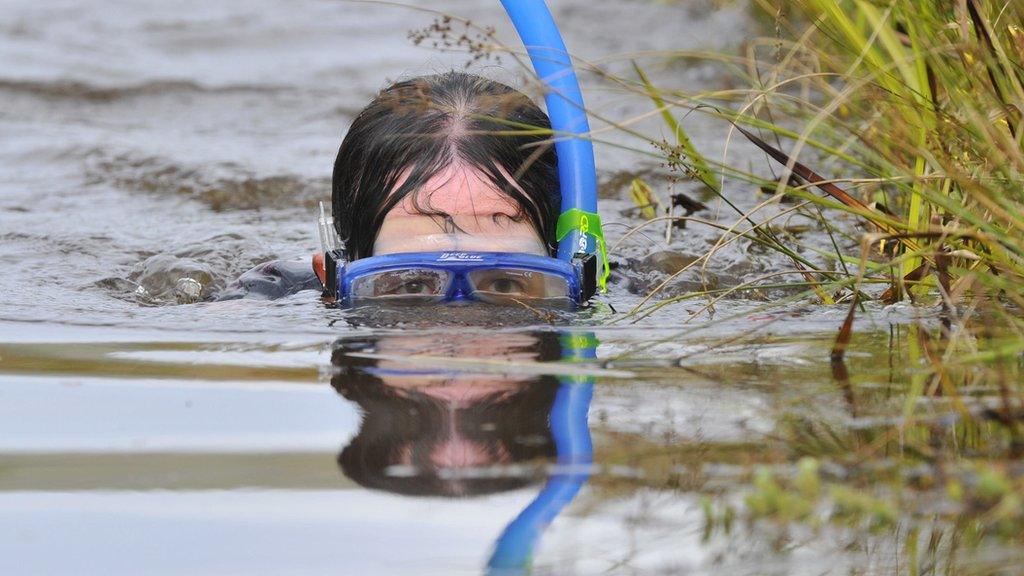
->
611;1;1024;350
754;0;1024;318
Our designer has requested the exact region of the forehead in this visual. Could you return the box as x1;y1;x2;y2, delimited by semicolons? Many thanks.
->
373;162;547;255
387;164;520;218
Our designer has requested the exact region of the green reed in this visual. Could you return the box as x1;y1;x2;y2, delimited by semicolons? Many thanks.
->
611;0;1024;351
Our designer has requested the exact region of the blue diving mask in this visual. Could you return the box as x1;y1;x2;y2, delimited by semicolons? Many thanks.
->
327;251;586;309
316;205;600;308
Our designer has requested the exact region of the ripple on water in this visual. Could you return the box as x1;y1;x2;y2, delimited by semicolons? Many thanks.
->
0;78;287;103
93;232;279;305
84;152;330;212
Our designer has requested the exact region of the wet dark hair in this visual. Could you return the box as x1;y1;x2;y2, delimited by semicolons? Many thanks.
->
331;71;560;260
330;334;563;497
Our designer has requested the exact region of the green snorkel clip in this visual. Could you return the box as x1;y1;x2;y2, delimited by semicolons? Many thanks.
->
556;208;610;294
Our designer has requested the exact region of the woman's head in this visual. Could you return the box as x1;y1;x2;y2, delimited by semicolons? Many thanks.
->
332;72;560;260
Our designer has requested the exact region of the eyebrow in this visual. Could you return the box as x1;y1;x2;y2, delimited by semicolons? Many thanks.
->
491;212;525;226
406;201;523;235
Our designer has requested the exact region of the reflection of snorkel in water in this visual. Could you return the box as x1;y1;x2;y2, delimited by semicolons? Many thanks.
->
329;330;595;572
486;333;595;575
318;0;607;310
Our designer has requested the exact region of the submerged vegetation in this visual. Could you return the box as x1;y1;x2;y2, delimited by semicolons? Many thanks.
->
587;327;1024;573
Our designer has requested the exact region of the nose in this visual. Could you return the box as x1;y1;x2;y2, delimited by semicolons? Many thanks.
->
448;275;474;303
448;284;475;305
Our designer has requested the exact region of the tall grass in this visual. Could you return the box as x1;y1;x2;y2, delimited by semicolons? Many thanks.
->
601;4;1024;556
783;3;1021;308
405;1;1024;350
621;0;1024;352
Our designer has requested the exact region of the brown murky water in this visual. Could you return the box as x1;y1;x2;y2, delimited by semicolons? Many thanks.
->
2;1;1020;574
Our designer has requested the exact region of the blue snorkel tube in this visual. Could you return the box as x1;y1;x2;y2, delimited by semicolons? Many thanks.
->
501;0;608;295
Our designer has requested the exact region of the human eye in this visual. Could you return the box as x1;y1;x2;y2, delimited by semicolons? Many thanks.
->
484;276;527;295
467;268;572;308
373;271;443;297
392;278;435;295
476;271;532;296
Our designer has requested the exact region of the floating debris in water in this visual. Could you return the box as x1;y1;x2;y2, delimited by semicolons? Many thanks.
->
173;277;203;304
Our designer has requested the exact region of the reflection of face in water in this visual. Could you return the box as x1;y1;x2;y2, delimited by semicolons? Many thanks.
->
330;332;564;497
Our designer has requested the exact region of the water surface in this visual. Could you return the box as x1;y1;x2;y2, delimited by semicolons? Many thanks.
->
2;1;1019;574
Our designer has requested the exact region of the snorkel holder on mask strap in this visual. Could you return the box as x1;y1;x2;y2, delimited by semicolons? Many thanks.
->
323;0;606;307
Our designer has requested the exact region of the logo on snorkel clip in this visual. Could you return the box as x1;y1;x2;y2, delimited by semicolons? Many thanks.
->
437;252;485;262
578;213;590;252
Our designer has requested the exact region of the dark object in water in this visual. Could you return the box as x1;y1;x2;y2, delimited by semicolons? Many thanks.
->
215;259;322;300
670;192;709;230
642;250;698;276
671;192;707;215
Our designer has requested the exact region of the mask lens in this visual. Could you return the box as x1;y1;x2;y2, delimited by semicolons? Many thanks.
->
350;269;451;302
468;268;573;307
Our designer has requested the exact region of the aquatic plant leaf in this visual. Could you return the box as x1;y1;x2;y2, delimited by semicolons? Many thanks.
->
831;298;857;362
629;178;660;221
880;262;929;304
